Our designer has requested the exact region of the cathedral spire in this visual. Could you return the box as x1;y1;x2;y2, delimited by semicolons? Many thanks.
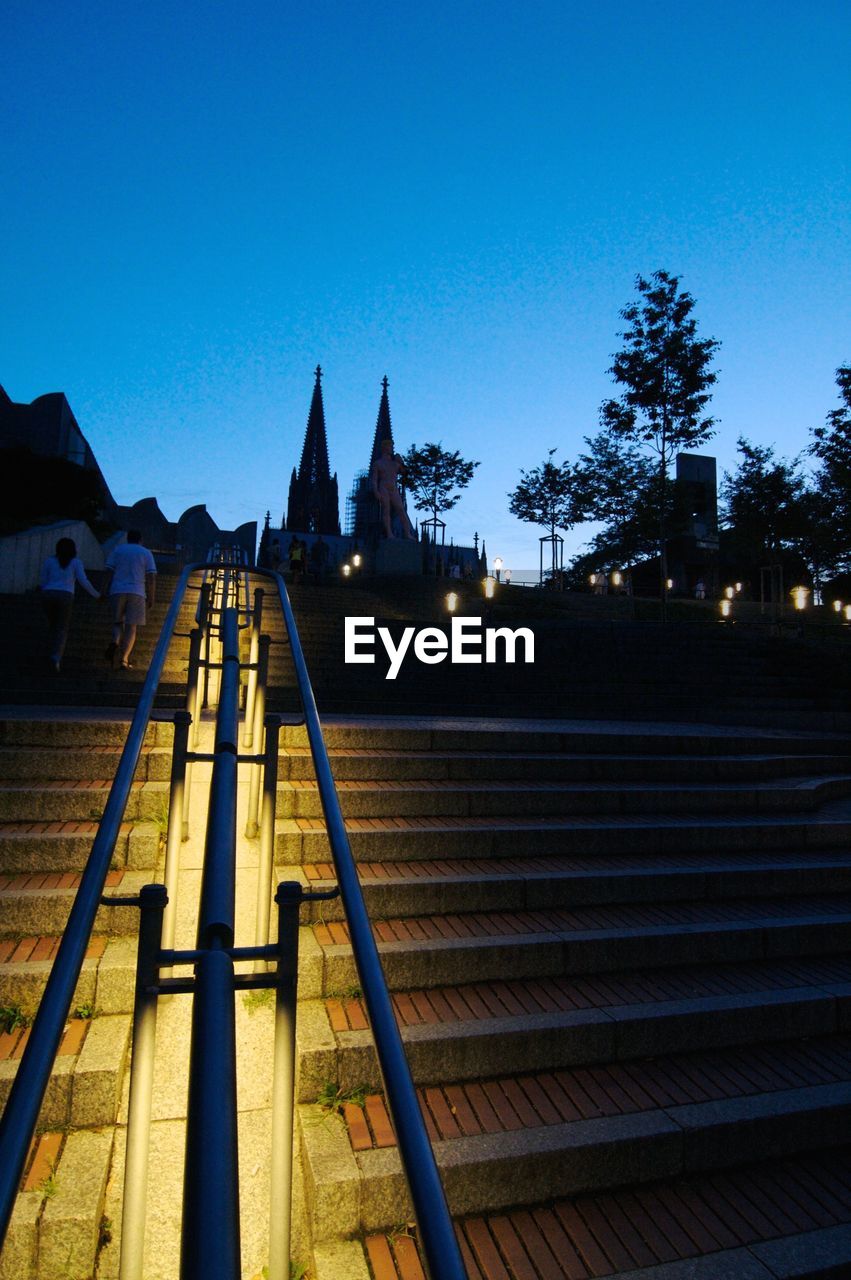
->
286;365;340;535
298;364;331;486
369;374;394;469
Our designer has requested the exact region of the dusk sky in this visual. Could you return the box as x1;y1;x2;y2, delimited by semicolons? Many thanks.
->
3;2;849;569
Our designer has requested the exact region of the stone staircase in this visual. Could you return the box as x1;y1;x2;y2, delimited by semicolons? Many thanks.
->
282;718;851;1279
0;713;171;1280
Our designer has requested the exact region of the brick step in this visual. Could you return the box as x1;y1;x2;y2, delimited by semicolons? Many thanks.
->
0;935;136;1017
339;1035;851;1154
0;1013;130;1133
280;748;851;783
310;896;851;991
0;779;169;822
362;1148;851;1280
0;820;159;874
274;775;851;820
0;869;149;938
300;1053;851;1231
0;719;170;749
279;724;851;757
0;1124;114;1280
275;811;851;863
0;744;171;782
297;850;851;919
304;956;851;1095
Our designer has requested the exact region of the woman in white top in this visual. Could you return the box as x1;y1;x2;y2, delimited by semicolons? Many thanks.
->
39;537;100;672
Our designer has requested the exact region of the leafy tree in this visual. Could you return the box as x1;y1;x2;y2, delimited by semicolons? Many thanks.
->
402;442;479;531
810;365;851;569
508;450;582;578
573;429;659;571
601;270;720;606
720;437;807;560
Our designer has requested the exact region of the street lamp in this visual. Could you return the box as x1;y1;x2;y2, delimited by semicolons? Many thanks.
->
445;592;458;613
494;556;503;583
791;586;809;611
724;586;735;600
719;599;732;620
341;563;351;578
483;575;496;600
352;553;362;569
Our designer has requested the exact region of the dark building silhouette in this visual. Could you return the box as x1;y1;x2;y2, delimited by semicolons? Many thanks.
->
285;366;341;536
346;375;411;542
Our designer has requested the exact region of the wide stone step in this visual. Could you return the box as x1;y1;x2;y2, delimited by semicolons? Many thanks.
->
0;869;149;937
0;779;169;822
310;896;851;991
358;1148;851;1280
275;811;851;863
0;1125;114;1280
0;717;172;749
275;775;851;820
280;722;851;758
300;1042;851;1230
0;935;136;1017
297;748;851;784
0;744;171;782
296;849;851;918
0;820;159;873
0;1013;130;1133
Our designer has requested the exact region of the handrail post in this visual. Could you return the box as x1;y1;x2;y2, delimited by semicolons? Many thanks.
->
254;714;281;968
118;884;168;1280
245;635;271;839
161;711;192;968
243;589;264;748
200;581;213;709
267;881;302;1280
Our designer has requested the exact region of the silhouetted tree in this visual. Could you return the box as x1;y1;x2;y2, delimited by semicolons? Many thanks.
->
573;429;659;571
601;271;720;608
720;438;806;563
509;450;582;578
402;442;479;532
811;365;851;570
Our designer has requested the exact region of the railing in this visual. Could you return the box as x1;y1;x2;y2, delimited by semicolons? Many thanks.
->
0;556;465;1280
0;560;206;1244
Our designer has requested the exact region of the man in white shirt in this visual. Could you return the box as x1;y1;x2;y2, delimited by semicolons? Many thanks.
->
104;531;157;669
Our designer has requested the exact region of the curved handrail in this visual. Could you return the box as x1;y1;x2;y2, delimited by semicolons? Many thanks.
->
0;561;207;1245
258;568;466;1280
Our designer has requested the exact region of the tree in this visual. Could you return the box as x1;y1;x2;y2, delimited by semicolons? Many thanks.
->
720;437;806;563
810;365;851;570
573;429;659;572
601;270;720;608
402;442;479;533
508;450;581;580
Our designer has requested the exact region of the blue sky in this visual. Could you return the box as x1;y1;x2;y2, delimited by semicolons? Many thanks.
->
2;1;849;568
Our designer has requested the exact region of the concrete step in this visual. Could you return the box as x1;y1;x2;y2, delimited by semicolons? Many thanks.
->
0;820;159;873
274;775;851;820
0;1125;114;1280
295;849;851;919
0;935;136;1019
0;869;150;937
0;1013;130;1133
300;1039;851;1232
274;811;851;864
0;745;172;782
0;779;169;822
309;896;851;992
294;748;851;784
432;1148;851;1280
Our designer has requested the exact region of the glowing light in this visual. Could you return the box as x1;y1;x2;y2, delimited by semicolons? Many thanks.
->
724;586;735;600
445;592;458;613
342;564;351;578
666;578;674;591
833;599;843;613
352;553;362;568
483;575;496;600
720;599;732;619
791;586;809;611
845;605;851;622
735;582;743;593
611;571;622;587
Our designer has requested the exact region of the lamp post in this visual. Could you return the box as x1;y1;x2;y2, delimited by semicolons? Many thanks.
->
494;556;503;584
445;592;458;614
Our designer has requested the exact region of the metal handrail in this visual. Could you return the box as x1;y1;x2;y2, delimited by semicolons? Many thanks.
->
258;568;466;1280
0;560;207;1246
